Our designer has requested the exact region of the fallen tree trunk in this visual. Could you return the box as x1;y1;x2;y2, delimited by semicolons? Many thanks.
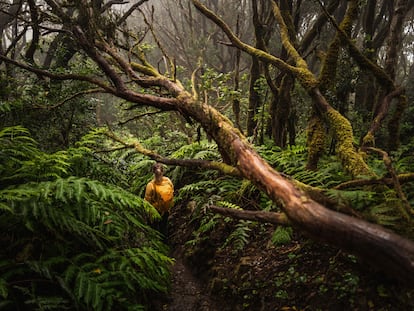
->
229;136;414;284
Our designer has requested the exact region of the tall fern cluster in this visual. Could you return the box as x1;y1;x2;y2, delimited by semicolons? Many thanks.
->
0;126;172;311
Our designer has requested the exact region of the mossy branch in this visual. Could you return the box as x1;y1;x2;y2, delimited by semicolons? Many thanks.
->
104;131;242;177
311;89;373;177
269;2;319;90
364;147;413;220
317;0;394;90
335;173;414;190
292;180;361;218
191;0;311;85
318;0;358;91
306;111;326;170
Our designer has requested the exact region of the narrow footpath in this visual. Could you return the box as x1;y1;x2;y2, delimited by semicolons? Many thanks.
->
152;207;220;311
162;255;218;311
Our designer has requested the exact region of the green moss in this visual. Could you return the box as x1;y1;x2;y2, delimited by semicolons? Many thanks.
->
361;132;375;147
297;69;319;90
326;108;373;177
272;2;318;90
318;0;358;92
318;39;340;91
306;114;326;170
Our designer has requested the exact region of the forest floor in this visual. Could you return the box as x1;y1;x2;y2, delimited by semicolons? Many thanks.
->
153;203;414;311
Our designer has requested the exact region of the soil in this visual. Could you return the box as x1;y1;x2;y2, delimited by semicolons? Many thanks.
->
153;203;414;311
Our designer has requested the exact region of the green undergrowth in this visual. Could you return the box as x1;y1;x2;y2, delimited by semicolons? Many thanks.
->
166;141;414;309
0;126;173;311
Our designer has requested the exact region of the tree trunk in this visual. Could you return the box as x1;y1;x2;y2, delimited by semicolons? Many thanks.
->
246;56;261;138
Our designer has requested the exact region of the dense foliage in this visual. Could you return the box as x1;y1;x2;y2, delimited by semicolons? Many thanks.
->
0;126;172;310
1;0;414;309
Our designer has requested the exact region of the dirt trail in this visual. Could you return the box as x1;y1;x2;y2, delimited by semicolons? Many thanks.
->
150;206;219;310
162;255;218;311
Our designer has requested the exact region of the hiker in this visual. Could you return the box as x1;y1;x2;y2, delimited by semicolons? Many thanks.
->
144;162;174;240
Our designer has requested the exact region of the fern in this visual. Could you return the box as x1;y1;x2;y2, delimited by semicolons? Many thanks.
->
221;220;252;253
218;200;242;210
185;214;221;247
367;189;410;229
0;126;172;310
0;277;8;299
369;203;402;228
171;140;218;160
258;144;307;176
325;189;377;211
271;226;293;246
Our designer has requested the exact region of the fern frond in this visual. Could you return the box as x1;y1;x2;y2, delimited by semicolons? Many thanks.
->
171;140;217;159
222;220;252;252
1;122;171;310
271;226;293;245
368;193;408;228
0;278;8;299
218;201;242;209
325;189;377;210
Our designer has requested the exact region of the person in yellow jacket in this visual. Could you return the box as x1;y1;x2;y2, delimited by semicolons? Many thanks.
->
145;162;174;240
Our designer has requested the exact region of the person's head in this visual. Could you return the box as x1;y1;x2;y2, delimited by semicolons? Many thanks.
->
152;162;164;178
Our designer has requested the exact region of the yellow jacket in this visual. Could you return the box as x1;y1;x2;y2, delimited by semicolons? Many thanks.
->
144;176;174;215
